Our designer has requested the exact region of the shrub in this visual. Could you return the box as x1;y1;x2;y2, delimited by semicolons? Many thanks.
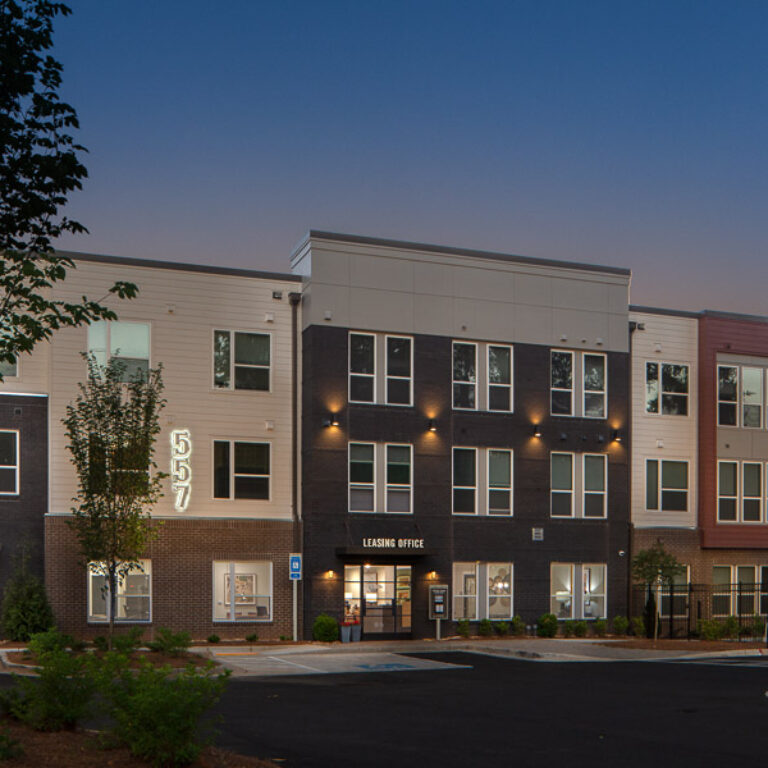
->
750;615;766;639
207;634;220;644
593;619;607;637
697;619;725;641
93;636;109;653
631;617;646;638
112;627;143;655
573;620;588;638
537;613;558;638
510;615;526;636
456;620;471;638
0;726;22;760
723;615;739;639
101;661;230;768
280;635;289;641
312;614;339;642
478;619;494;637
245;632;258;643
494;621;509;637
562;621;575;638
147;628;191;657
612;616;629;636
1;547;54;642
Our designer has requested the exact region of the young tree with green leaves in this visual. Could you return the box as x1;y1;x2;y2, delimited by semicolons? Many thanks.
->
0;1;136;376
632;541;685;640
63;355;166;647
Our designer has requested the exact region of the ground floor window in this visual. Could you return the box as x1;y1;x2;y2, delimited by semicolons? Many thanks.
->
550;563;606;619
88;560;151;623
712;565;768;617
659;566;690;617
452;562;513;621
343;564;411;634
213;561;272;621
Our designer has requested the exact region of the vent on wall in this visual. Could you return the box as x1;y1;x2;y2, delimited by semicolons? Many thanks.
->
532;527;544;542
13;408;21;417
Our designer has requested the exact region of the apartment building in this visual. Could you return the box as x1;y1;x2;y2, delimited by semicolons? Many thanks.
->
0;253;301;639
292;232;631;639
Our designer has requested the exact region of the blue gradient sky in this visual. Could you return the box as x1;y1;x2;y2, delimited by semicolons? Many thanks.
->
53;1;768;313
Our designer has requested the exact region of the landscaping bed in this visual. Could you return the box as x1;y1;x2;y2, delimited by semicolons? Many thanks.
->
5;649;215;670
599;638;766;652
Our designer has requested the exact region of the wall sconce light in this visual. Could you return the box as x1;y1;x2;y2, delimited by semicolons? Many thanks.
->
612;429;622;442
559;432;568;441
427;570;438;580
428;419;437;432
532;424;542;438
322;414;340;428
324;570;336;579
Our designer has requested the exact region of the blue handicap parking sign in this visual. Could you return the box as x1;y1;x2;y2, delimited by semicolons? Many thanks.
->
289;553;302;580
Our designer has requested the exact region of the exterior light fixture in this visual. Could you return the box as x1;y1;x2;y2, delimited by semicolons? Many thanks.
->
532;425;542;438
428;419;437;432
597;434;605;444
560;432;568;441
325;570;336;579
322;414;340;428
612;430;622;442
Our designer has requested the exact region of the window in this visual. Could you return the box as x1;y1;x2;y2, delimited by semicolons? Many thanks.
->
213;441;270;500
488;450;512;515
551;350;573;416
551;453;574;517
583;454;607;518
743;367;764;427
386;444;412;513
452;562;513;621
453;448;477;514
488;346;512;412
213;561;272;622
349;333;375;403
550;563;606;619
712;565;768;617
717;363;768;428
660;567;690;618
88;561;151;623
646;459;688;512
646;362;689;416
718;366;738;426
717;460;767;523
349;442;375;512
453;342;476;409
214;330;270;391
583;354;606;418
385;336;412;405
0;359;17;378
0;431;19;495
89;321;150;381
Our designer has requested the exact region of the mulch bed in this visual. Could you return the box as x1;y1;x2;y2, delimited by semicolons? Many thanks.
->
5;650;217;670
0;720;279;767
599;638;766;651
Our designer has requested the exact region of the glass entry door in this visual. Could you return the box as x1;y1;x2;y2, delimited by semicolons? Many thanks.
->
344;565;412;636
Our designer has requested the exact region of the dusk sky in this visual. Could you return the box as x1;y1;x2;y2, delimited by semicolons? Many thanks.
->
54;1;768;314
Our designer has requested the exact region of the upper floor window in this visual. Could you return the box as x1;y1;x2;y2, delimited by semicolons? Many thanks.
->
0;360;17;379
453;342;513;412
718;364;767;428
89;321;150;381
551;452;607;518
348;442;412;514
213;440;270;500
646;459;688;512
646;362;689;416
551;350;605;418
717;460;766;523
214;330;270;391
453;447;512;516
0;430;19;495
348;332;412;406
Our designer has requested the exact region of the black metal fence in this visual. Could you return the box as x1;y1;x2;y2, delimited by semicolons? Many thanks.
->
630;582;768;639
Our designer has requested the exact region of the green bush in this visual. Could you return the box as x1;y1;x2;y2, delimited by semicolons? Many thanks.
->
631;617;646;638
478;619;494;637
493;621;509;637
147;628;191;657
207;634;220;644
723;615;739;639
245;632;258;643
573;620;588;638
456;619;471;638
611;616;629;636
312;614;339;642
101;661;230;768
697;619;725;641
510;615;526;636
27;629;74;656
1;548;54;642
537;613;558;638
750;615;766;639
592;619;607;637
93;636;109;653
0;726;22;760
113;627;143;655
562;621;575;637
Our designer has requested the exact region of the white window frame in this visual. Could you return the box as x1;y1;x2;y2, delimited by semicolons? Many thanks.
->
88;320;151;380
716;460;739;523
212;440;271;501
385;443;412;514
452;447;478;515
212;561;273;623
0;430;20;496
212;329;272;393
550;563;574;619
550;349;574;417
348;332;376;404
87;560;152;624
645;361;690;417
0;358;19;380
582;563;607;619
741;366;764;429
645;458;689;513
717;365;739;427
717;459;767;524
742;461;763;523
384;334;413;407
349;441;376;514
452;341;477;411
582;453;607;519
487;448;513;516
487;344;513;413
485;562;514;621
452;562;478;620
550;452;575;518
582;352;607;419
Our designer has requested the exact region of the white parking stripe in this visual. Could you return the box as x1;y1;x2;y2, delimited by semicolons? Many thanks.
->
264;655;326;673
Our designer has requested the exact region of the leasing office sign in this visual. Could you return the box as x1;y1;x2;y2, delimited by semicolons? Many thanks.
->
361;537;425;550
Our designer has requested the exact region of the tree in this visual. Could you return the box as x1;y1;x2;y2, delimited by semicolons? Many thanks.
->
632;541;685;640
1;543;54;641
63;355;166;647
0;1;136;375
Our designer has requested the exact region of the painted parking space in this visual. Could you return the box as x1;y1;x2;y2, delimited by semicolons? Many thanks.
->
208;650;472;677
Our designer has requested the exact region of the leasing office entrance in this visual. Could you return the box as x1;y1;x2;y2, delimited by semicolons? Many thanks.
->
344;564;412;637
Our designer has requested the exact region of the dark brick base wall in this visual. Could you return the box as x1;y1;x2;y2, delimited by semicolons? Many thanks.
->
45;516;299;640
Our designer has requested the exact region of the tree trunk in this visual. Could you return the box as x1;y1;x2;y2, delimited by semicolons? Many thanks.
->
108;563;117;651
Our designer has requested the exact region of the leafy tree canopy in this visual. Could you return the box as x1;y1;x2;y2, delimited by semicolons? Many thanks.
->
632;541;685;586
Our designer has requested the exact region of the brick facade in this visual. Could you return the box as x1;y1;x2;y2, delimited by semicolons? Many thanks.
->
45;516;298;640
